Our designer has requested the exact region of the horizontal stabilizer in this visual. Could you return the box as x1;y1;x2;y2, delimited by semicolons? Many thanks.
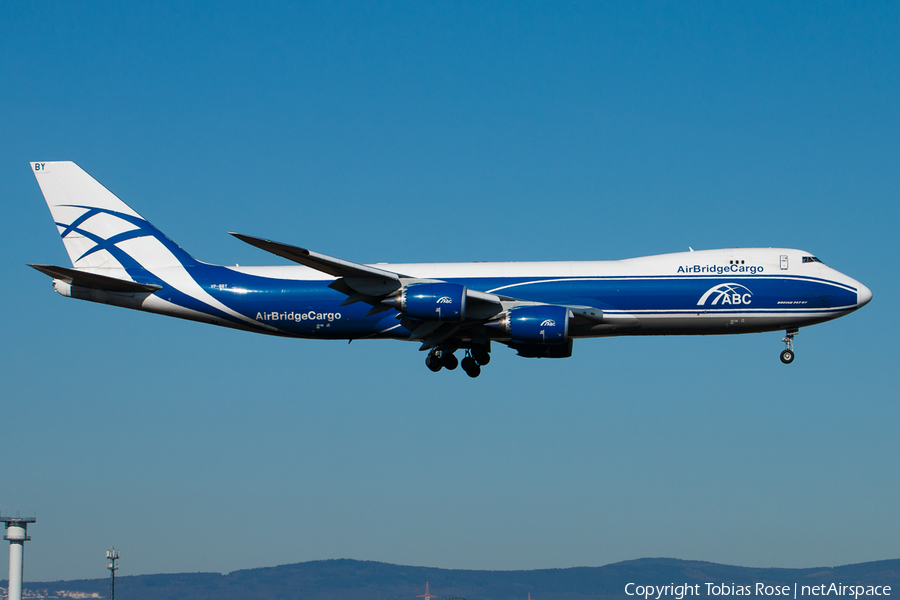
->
28;264;162;293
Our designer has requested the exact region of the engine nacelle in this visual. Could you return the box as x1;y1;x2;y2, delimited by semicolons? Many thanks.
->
399;282;467;322
493;305;570;344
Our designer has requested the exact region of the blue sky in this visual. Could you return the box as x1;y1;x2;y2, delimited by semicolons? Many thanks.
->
2;1;898;583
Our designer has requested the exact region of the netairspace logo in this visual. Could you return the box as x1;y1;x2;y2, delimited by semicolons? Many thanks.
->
697;283;753;306
625;582;892;599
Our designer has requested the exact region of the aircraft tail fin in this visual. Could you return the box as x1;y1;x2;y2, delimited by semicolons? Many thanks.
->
31;161;200;270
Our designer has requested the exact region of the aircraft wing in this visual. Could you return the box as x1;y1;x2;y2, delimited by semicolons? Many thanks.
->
230;232;405;297
229;233;605;348
230;232;406;281
231;232;509;314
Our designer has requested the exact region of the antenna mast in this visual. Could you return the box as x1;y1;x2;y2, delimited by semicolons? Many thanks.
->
417;582;438;600
107;547;120;600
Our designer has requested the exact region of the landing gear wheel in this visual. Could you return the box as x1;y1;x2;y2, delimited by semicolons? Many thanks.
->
442;352;459;370
425;352;442;372
461;356;481;378
472;347;490;365
780;329;798;365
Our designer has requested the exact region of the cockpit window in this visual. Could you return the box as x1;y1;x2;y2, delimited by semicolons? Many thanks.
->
802;256;822;263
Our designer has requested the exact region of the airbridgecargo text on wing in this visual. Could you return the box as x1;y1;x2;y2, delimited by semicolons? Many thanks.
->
678;264;765;275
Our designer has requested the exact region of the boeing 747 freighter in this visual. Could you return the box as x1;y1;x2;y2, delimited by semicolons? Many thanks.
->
30;161;872;377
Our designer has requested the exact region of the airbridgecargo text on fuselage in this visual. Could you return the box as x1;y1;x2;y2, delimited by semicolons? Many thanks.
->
256;310;341;322
678;264;765;275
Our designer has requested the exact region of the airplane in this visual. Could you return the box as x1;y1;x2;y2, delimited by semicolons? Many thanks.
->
29;161;872;378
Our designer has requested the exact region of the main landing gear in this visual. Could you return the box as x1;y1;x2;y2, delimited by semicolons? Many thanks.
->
780;328;798;364
426;345;490;377
425;347;453;372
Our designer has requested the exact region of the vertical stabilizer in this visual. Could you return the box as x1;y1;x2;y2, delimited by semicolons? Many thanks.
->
31;161;199;270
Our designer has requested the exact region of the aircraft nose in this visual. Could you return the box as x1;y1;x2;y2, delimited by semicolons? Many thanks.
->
857;282;873;307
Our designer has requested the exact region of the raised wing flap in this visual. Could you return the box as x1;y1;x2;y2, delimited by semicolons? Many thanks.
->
28;264;162;293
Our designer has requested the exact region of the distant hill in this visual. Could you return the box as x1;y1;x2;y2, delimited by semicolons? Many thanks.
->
13;557;900;600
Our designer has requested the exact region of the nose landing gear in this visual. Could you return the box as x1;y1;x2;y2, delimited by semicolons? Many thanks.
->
780;329;798;364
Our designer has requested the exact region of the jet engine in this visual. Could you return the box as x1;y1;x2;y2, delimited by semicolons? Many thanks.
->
489;305;570;344
390;282;467;321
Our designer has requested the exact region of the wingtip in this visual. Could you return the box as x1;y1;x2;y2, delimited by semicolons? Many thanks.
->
229;232;265;243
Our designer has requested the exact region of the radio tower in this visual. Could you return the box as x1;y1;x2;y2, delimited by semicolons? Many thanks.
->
2;513;36;600
107;547;120;600
417;582;437;600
